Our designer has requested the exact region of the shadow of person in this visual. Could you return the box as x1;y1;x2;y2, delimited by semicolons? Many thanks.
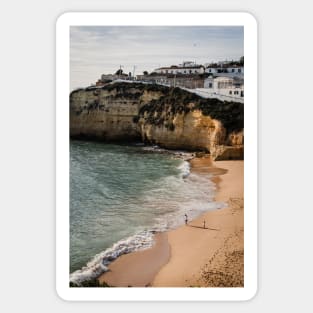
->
188;225;220;231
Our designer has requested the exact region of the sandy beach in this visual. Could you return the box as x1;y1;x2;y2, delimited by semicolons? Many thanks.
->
98;156;244;287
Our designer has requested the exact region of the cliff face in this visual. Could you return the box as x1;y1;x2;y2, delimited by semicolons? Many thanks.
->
70;82;244;160
138;110;224;151
70;86;161;141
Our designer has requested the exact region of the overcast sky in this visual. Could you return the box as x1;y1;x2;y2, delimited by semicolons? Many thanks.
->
70;26;243;90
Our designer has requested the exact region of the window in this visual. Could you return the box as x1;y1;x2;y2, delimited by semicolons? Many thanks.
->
238;69;241;73
184;70;186;73
195;70;198;73
232;69;235;73
166;70;168;74
229;90;232;95
189;70;192;74
171;71;173;74
209;69;211;73
208;83;212;88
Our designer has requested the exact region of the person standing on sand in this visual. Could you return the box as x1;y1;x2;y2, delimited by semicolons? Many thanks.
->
184;214;188;225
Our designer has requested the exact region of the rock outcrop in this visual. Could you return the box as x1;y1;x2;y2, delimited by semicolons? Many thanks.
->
70;82;244;160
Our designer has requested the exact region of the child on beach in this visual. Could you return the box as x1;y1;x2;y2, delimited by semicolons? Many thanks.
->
184;214;188;225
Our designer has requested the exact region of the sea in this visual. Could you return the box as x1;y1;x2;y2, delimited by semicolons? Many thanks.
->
70;140;225;284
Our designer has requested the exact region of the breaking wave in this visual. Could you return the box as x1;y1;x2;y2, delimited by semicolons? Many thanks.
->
70;230;155;284
70;142;226;285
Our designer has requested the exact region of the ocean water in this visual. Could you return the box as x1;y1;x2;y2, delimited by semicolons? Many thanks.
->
70;141;224;284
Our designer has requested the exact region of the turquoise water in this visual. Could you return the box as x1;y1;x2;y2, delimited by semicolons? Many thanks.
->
70;141;221;284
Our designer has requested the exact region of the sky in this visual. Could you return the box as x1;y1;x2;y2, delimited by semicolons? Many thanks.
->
70;26;243;91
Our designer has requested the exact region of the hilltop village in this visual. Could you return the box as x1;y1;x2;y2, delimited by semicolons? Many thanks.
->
93;58;244;103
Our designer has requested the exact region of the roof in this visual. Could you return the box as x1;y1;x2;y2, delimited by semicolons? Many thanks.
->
137;73;205;79
206;64;243;68
156;65;204;70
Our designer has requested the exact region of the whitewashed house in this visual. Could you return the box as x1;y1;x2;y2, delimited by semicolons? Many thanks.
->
154;61;205;75
205;63;244;77
205;67;219;75
227;66;244;75
205;65;244;77
201;76;244;101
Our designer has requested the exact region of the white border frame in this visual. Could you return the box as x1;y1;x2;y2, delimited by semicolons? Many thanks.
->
56;12;258;301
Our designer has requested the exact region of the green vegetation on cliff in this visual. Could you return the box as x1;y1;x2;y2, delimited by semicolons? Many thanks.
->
70;82;244;157
135;86;243;134
70;82;169;96
70;82;243;135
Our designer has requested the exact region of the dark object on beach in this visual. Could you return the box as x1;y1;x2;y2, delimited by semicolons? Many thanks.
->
184;214;188;225
203;220;206;229
69;278;111;287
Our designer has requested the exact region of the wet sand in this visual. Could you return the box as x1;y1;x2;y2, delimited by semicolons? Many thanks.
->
98;156;244;287
98;232;170;287
153;158;244;287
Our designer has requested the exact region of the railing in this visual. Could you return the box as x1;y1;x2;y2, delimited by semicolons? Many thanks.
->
191;88;244;103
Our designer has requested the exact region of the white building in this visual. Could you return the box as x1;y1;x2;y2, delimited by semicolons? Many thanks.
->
202;76;244;101
205;65;244;77
154;61;205;75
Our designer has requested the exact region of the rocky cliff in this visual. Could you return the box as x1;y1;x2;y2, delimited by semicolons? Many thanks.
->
70;82;244;160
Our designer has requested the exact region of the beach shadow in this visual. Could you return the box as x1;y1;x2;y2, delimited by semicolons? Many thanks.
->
188;225;220;231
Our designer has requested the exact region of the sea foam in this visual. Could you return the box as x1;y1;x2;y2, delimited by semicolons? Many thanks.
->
70;230;154;284
178;161;191;178
70;142;225;285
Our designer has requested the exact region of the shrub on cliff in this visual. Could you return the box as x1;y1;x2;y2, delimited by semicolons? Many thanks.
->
166;122;175;131
195;100;244;133
132;115;140;123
